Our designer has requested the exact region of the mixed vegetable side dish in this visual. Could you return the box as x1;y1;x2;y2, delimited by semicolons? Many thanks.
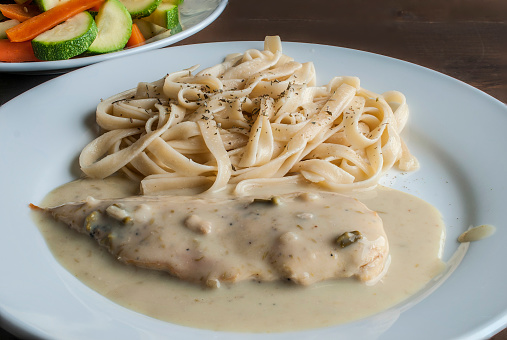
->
0;0;183;62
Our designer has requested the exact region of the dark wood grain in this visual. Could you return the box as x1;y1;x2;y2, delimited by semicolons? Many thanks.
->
170;0;506;103
0;0;505;339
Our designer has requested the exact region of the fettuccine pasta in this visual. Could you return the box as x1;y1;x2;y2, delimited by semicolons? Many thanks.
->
79;36;418;195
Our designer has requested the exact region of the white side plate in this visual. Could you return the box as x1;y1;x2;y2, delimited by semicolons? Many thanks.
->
0;0;228;73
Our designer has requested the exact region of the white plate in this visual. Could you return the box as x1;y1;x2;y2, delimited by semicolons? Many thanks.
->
1;41;506;340
0;0;227;74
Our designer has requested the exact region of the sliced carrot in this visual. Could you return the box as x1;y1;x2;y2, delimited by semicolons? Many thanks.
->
0;40;40;62
126;23;146;48
0;4;40;22
6;0;105;42
28;203;42;210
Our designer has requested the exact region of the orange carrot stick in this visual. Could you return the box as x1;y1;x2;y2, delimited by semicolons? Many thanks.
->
0;4;40;22
6;0;105;42
126;23;146;48
0;40;40;62
28;203;43;210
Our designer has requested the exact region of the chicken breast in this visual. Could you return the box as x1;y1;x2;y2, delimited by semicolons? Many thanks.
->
40;191;389;287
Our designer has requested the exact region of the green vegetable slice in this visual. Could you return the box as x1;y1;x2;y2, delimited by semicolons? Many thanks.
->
134;18;167;39
143;2;179;30
34;0;71;12
31;11;97;61
0;19;20;40
163;0;184;4
119;0;162;19
87;0;132;54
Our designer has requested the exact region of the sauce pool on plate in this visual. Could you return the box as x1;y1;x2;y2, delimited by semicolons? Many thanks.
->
32;176;445;332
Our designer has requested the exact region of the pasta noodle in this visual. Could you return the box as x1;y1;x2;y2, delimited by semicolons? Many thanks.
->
79;36;418;196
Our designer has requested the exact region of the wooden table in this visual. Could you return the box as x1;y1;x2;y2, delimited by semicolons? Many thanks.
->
1;0;505;338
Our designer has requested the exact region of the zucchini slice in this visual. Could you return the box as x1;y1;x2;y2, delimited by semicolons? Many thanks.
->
119;0;162;19
32;12;97;60
0;19;20;40
34;0;70;12
133;18;167;40
143;3;179;30
87;0;132;54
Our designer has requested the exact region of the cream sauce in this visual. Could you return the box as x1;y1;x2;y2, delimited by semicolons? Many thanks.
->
458;224;495;243
33;177;446;332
